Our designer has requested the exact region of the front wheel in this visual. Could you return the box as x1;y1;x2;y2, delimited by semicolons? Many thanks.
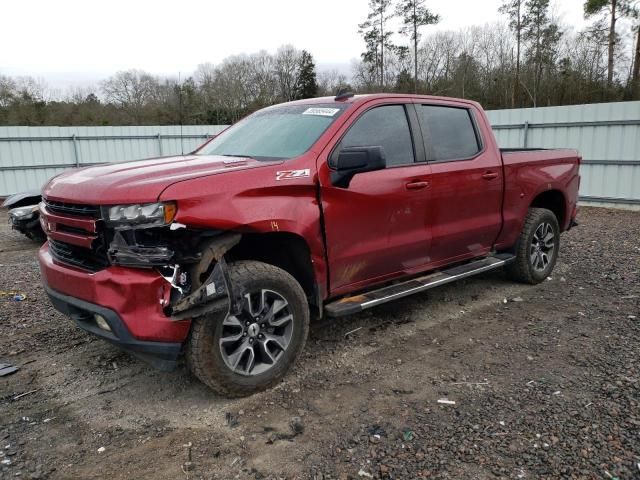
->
187;261;309;397
506;207;560;284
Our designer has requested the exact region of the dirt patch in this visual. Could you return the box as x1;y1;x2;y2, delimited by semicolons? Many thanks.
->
0;207;638;479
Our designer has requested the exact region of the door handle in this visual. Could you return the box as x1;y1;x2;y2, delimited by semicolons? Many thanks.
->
406;181;430;190
482;171;499;180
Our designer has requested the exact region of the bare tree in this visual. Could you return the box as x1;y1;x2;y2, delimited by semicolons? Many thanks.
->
213;56;255;122
101;70;160;122
14;76;48;101
195;63;216;92
0;75;16;107
248;51;278;106
317;69;349;95
274;45;302;101
64;86;99;104
351;59;379;92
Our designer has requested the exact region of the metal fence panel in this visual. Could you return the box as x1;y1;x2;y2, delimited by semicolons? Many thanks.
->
0;125;227;196
487;101;640;206
2;102;640;206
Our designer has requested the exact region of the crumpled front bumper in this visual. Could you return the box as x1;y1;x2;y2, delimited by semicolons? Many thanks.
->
39;243;192;368
44;284;182;370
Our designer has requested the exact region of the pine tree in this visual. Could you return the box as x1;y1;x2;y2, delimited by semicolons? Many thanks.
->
633;21;640;97
500;0;525;106
584;0;637;86
359;0;395;89
295;50;318;99
522;0;562;106
395;0;440;93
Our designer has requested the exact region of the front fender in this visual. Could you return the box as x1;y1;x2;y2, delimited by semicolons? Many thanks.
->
159;161;327;299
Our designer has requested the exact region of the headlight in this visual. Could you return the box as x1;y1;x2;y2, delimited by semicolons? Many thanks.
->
9;205;38;221
102;201;177;228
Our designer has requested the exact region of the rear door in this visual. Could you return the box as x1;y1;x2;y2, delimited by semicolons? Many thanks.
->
318;101;432;296
414;102;503;265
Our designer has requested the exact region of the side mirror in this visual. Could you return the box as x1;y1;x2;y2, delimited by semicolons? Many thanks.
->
330;146;386;188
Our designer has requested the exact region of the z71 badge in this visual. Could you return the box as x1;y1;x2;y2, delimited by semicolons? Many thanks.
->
276;169;310;181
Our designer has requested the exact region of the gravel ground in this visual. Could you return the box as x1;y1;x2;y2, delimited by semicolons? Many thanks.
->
0;206;638;480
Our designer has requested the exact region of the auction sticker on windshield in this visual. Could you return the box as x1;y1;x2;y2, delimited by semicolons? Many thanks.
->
302;107;340;117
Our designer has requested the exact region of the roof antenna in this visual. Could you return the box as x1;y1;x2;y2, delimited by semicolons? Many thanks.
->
178;72;184;156
334;88;354;101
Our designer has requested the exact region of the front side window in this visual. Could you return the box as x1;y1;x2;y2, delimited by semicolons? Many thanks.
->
196;104;347;160
417;105;481;161
336;105;415;167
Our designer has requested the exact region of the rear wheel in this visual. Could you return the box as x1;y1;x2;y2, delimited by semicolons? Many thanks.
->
506;208;560;284
187;261;309;397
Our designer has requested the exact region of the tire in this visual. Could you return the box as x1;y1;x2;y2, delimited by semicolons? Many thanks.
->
186;260;309;397
506;208;560;284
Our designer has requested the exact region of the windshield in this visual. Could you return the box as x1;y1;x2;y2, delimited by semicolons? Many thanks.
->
195;104;347;160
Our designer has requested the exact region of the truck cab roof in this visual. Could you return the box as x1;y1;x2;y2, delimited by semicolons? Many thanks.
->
283;93;483;109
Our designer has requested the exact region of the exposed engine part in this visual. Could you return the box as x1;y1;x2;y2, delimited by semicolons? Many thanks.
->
108;231;174;267
168;259;230;320
105;225;217;268
100;218;242;319
159;264;190;295
166;233;241;320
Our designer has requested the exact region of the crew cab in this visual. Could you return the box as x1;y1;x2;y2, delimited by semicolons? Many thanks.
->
38;93;580;397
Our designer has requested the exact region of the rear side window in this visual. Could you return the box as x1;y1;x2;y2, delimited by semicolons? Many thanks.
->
417;105;480;161
337;105;415;167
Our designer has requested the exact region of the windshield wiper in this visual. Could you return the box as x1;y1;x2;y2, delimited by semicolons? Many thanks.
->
216;153;280;162
220;154;255;160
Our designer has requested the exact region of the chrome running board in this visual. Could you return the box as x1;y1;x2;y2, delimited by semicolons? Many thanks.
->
324;254;515;317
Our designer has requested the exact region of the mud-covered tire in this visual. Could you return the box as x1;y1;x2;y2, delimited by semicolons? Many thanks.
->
186;261;309;397
506;208;560;284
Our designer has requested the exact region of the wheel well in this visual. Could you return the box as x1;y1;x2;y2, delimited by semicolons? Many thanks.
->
530;190;566;230
227;232;317;305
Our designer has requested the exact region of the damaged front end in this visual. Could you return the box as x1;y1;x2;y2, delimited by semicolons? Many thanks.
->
8;204;45;241
100;202;241;321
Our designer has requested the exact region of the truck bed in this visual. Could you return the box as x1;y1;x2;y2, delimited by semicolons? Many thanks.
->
494;148;581;251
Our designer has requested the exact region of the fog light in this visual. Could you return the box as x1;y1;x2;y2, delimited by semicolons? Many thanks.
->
94;314;111;332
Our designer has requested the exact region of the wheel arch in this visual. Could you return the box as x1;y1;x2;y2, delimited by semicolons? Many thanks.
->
530;189;567;231
226;232;319;311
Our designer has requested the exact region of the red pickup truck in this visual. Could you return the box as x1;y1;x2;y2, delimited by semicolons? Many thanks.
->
38;93;580;396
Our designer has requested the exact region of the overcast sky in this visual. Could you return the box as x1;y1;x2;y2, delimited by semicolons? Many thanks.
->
2;0;590;90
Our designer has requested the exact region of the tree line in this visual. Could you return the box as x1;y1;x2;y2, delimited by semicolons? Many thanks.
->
0;0;638;127
354;0;640;108
0;45;326;126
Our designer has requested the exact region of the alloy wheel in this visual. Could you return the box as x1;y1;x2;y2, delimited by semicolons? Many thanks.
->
219;289;294;376
530;222;555;272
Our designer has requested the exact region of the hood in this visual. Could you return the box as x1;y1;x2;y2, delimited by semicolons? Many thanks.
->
2;190;42;208
42;155;278;205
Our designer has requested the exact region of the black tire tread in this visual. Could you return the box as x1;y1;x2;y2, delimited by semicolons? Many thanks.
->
506;207;560;285
186;260;309;397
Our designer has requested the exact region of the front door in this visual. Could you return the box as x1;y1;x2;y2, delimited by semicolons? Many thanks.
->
318;102;432;296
